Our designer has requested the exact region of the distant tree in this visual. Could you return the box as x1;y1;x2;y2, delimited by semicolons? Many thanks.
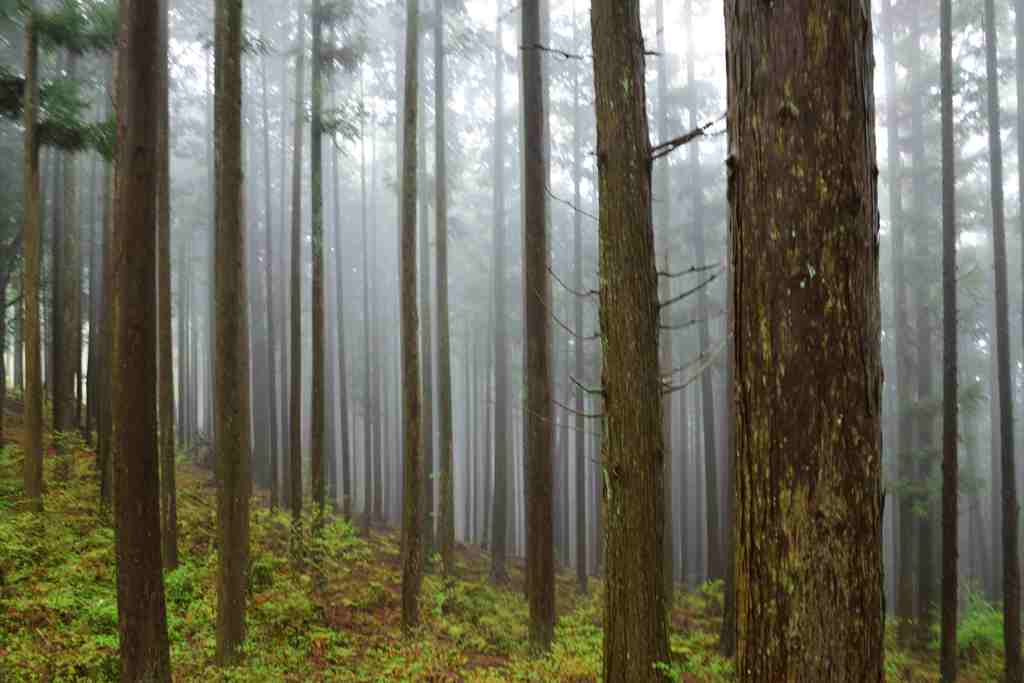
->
400;0;424;632
939;0;957;680
289;0;306;557
113;0;173;678
158;0;178;571
725;1;884;679
435;0;455;577
310;0;327;544
590;1;668;680
982;0;1021;678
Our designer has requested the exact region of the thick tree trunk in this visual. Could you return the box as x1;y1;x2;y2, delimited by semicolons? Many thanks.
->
726;2;884;680
158;0;178;571
591;2;668;680
21;11;42;512
213;0;252;665
400;0;424;632
522;0;554;651
113;1;173;677
983;0;1021;677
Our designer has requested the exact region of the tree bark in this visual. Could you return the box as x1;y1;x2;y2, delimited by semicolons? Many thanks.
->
983;0;1021;677
726;2;884;680
158;0;178;571
113;0;173;677
522;0;554;651
213;0;252;665
435;0;455;577
571;2;586;593
939;0;958;678
21;8;43;513
260;3;279;511
591;2;668;679
400;0;424;632
310;0;326;532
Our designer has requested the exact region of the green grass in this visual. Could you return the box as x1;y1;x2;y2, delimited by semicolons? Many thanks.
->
0;424;1007;681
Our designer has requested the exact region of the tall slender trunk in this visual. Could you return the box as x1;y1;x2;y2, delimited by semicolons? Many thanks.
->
400;0;424;631
983;0;1021;677
289;0;307;549
310;0;326;534
435;0;455;576
158;0;178;570
261;4;279;510
21;10;42;511
490;0;509;584
939;0;958;678
571;2;586;593
114;1;173;675
522;0;554;650
331;81;352;519
418;24;435;560
591;3;668;680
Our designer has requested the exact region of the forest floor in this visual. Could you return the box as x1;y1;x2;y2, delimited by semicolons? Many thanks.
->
0;402;1004;682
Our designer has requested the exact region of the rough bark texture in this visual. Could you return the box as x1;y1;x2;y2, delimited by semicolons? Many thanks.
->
158;0;178;571
590;2;668;680
113;1;173;678
435;0;455;577
982;0;1021;677
288;0;306;552
400;0;424;632
489;0;509;585
725;2;885;680
213;0;252;665
522;0;554;652
21;10;42;513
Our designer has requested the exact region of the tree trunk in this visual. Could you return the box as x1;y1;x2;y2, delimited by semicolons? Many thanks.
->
521;0;554;651
113;1;173;676
260;4;279;511
726;2;884;679
310;0;326;533
983;0;1022;677
939;0;958;678
400;0;424;632
21;9;43;513
591;2;668;680
571;3;586;593
490;0;509;584
435;0;455;577
213;0;252;664
289;0;306;550
158;0;178;571
418;26;435;560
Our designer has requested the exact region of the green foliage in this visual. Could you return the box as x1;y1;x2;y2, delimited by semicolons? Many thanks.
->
33;0;117;53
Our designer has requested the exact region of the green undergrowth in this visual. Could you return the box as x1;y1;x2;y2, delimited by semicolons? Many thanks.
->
0;428;1007;681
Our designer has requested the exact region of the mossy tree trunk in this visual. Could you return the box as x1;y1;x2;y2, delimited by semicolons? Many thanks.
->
310;0;326;533
113;0;173;677
726;2;884;680
590;1;668;680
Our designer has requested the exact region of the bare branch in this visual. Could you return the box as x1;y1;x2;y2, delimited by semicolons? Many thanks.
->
658;262;722;278
547;264;597;298
660;309;725;332
650;113;726;161
545;185;598;222
520;42;585;60
658;270;722;309
554;397;604;419
570;374;604;396
661;340;727;395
